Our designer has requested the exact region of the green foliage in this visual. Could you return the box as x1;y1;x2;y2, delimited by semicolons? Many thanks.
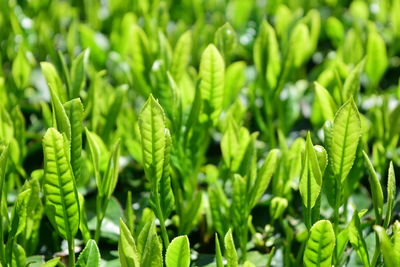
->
0;1;399;267
304;220;336;267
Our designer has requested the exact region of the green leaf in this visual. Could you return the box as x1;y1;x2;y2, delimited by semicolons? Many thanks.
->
200;44;225;124
374;225;399;267
254;19;281;89
63;98;83;181
249;149;279;208
362;151;384;223
41;62;67;103
375;221;400;267
102;140;121;198
331;98;361;183
224;229;238;267
314;82;337;122
42;128;80;241
231;174;247;229
290;22;311;68
269;197;288;220
342;59;365;101
349;209;370;267
159;130;174;219
337;228;349;260
215;23;237;61
365;29;387;86
85;128;102;191
12;48;31;89
138;94;166;184
119;218;140;267
299;133;325;209
102;86;128;143
42;257;61;267
48;80;71;142
170;30;192;82
137;220;163;267
70;50;88;99
12;243;26;267
208;186;229;237
215;234;223;267
384;162;396;228
166;236;190;267
78;193;91;243
76;240;101;267
303;220;335;267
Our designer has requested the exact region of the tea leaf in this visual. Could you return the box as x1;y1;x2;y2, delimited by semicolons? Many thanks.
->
299;133;323;209
331;98;361;183
166;236;190;267
119;218;140;267
42;128;80;241
349;209;370;267
63;98;83;181
200;44;225;124
362;151;384;222
384;162;396;228
303;220;335;267
224;229;238;267
138;94;166;184
170;31;192;82
76;240;101;267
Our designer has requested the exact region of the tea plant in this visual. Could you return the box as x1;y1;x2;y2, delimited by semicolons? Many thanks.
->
0;0;399;266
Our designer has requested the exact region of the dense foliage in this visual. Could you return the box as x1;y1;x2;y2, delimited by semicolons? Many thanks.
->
0;0;399;266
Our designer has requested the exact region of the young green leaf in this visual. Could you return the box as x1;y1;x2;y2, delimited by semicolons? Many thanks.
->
331;98;361;183
253;19;281;89
137;220;163;267
76;240;101;267
224;229;238;267
299;133;324;209
42;128;80;242
215;234;223;267
119;218;140;267
362;151;384;223
48;81;71;142
70;50;88;99
342;59;365;101
365;29;387;87
159;130;174;219
215;23;237;61
41;62;67;103
384;162;396;228
166;236;190;267
63;98;83;181
349;209;370;267
138;94;166;184
102;140;121;198
249;149;279;208
314;82;337;121
200;44;225;124
373;221;400;267
303;220;335;267
269;197;288;220
170;30;192;82
12;48;31;89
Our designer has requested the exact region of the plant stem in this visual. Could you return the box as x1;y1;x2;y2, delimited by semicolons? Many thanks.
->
333;178;341;267
68;238;75;267
370;232;380;266
153;184;170;249
159;215;170;249
94;215;102;244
